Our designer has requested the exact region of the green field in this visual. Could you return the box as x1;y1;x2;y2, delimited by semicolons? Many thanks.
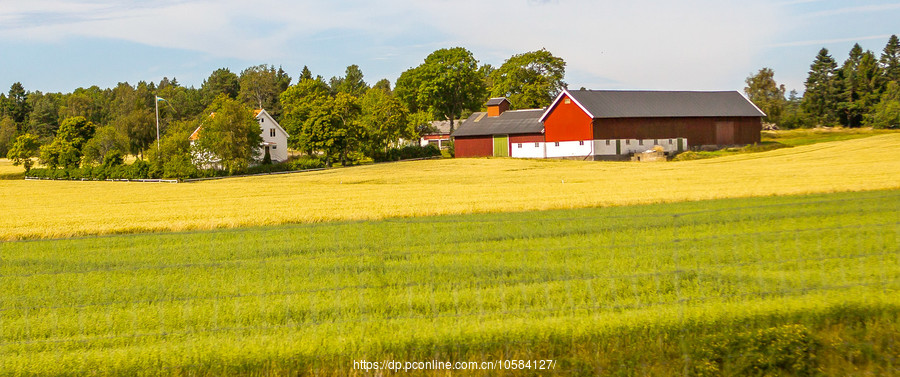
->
2;189;898;375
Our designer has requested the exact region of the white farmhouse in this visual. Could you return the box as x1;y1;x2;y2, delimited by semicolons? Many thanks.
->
254;109;290;162
189;108;290;165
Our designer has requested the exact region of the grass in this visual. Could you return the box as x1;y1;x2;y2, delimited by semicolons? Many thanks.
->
673;127;900;161
762;127;899;146
1;190;898;375
0;158;26;180
1;134;899;241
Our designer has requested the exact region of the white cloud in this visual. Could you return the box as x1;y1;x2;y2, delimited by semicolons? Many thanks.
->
1;0;786;90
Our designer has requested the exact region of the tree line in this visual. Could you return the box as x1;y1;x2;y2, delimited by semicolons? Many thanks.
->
745;35;900;129
3;48;567;176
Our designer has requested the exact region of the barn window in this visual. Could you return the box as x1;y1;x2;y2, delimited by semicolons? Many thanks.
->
270;128;275;137
564;98;571;104
534;142;539;147
554;142;560;147
579;140;584;146
517;143;522;148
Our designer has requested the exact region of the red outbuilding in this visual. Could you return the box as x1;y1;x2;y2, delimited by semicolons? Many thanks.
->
452;90;765;159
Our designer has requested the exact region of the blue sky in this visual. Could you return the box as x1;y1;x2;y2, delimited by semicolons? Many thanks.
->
0;0;898;95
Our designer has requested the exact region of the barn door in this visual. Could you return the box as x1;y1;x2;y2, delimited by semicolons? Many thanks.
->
716;122;735;145
493;135;509;157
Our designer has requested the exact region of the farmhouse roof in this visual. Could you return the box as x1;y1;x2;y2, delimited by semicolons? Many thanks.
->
452;108;544;137
540;90;765;122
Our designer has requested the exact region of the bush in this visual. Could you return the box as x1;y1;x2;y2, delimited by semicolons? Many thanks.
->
290;157;326;170
372;144;442;162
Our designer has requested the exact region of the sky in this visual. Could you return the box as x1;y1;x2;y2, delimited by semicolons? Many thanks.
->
0;0;898;95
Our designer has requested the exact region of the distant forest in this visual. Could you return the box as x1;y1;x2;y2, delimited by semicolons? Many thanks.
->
745;35;900;129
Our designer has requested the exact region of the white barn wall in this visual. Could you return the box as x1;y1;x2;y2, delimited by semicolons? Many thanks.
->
546;140;593;158
510;141;546;158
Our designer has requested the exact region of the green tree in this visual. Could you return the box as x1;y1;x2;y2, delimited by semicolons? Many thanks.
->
395;47;487;133
60;86;107;125
866;81;900;128
238;64;291;117
359;87;412;156
838;45;880;127
372;78;392;93
0;116;17;156
7;82;30;127
802;48;839;126
147;119;199;178
280;78;362;166
488;49;567;109
299;66;314;81
880;35;900;84
744;68;787;125
27;91;62;137
39;139;80;169
201;68;241;105
82;125;129;164
779;90;811;129
329;65;369;97
56;116;96;151
279;77;332;152
193;96;262;174
7;133;40;172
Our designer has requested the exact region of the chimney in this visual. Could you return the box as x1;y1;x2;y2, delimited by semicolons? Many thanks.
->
485;97;510;117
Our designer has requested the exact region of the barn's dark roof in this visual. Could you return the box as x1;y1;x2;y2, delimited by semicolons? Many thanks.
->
485;97;510;106
562;90;766;119
452;109;544;137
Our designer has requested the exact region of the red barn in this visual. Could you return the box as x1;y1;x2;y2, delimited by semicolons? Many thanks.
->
452;90;765;159
453;98;545;158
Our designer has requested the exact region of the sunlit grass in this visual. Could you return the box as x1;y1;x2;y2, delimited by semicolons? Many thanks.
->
1;134;899;240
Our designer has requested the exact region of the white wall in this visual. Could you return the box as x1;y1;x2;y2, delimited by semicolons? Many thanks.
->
510;141;546;158
545;140;593;158
256;111;289;162
593;138;688;156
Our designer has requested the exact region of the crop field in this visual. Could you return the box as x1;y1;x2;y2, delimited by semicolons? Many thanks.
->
1;134;899;241
1;189;899;375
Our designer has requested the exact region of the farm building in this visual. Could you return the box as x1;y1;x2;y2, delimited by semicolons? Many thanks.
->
419;120;454;149
452;90;765;159
189;108;290;164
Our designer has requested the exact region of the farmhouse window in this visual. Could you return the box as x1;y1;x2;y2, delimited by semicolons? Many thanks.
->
668;139;673;144
535;142;539;147
606;140;610;145
517;143;522;148
639;140;643;146
260;117;265;123
272;145;277;149
554;142;560;147
626;140;630;145
270;128;275;137
579;140;584;146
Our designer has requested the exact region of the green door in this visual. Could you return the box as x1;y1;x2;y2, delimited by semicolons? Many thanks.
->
493;135;509;157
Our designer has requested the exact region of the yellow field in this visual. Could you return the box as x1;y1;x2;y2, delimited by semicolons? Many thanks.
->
1;134;899;241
